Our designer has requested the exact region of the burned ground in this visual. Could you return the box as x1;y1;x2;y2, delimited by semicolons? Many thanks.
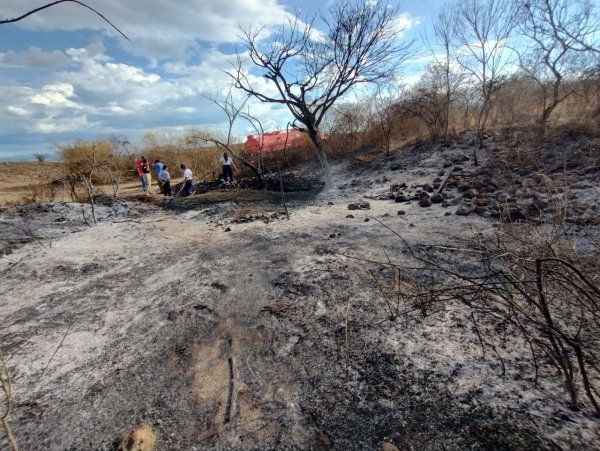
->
1;131;599;450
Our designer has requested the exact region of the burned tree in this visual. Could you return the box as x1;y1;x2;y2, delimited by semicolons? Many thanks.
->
516;0;600;137
228;0;413;190
453;0;517;164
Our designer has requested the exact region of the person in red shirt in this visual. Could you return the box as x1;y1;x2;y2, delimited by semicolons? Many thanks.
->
135;156;151;194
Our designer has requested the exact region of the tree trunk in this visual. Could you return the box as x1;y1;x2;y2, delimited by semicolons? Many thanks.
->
308;129;333;191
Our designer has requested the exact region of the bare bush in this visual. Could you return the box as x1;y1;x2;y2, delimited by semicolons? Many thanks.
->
367;220;600;416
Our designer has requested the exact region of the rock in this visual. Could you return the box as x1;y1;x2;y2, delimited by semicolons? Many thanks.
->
422;183;434;193
346;214;355;219
473;197;490;206
390;163;402;171
456;205;471;216
443;160;453;168
419;192;432;207
496;192;510;203
444;211;452;216
364;218;370;222
438;170;445;176
348;201;370;210
390;182;407;191
442;201;451;208
463;188;478;199
431;193;444;204
397;210;405;215
474;206;487;215
224;227;231;232
501;204;526;222
394;194;408;203
327;202;334;206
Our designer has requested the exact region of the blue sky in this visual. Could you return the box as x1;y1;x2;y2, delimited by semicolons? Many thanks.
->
0;0;444;160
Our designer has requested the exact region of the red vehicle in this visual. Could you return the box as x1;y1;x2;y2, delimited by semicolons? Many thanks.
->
243;130;308;154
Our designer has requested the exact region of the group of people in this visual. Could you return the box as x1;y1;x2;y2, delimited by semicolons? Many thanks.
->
135;152;238;200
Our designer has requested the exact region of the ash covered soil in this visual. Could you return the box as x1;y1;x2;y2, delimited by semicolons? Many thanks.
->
1;130;600;450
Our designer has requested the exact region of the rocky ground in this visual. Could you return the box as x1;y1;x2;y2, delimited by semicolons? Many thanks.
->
1;129;599;450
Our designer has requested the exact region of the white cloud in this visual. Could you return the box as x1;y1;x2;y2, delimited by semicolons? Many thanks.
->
0;47;68;68
390;12;418;38
2;0;295;61
29;83;81;108
6;106;29;116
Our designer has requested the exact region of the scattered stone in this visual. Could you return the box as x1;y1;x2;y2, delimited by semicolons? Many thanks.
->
364;218;370;222
327;202;334;206
419;192;432;208
496;192;510;203
474;206;487;215
382;213;391;218
438;170;446;176
431;193;444;204
463;188;478;199
422;183;434;193
346;214;354;219
397;210;406;215
444;211;452;216
474;197;490;206
394;194;408;203
348;201;371;210
390;182;407;190
443;160;453;168
224;227;231;232
329;232;341;238
456;205;471;216
390;163;402;171
501;204;526;222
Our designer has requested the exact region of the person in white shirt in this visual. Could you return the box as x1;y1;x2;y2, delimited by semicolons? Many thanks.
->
180;164;194;196
220;152;238;183
158;165;172;199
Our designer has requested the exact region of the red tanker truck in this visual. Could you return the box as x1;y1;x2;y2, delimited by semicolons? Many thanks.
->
243;130;309;154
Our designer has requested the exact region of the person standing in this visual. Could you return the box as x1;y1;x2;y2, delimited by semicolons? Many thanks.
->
153;159;164;194
158;164;172;199
135;156;151;194
220;152;238;183
180;164;194;196
135;155;146;193
140;157;152;195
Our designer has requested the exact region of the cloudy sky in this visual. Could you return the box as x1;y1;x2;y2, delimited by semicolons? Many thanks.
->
0;0;444;160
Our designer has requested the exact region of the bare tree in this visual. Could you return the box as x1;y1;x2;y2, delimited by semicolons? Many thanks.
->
453;0;517;164
516;0;600;137
228;0;413;190
372;84;403;156
423;6;465;142
200;87;262;182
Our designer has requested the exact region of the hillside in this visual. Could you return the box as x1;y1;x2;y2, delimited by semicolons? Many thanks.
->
1;130;599;450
